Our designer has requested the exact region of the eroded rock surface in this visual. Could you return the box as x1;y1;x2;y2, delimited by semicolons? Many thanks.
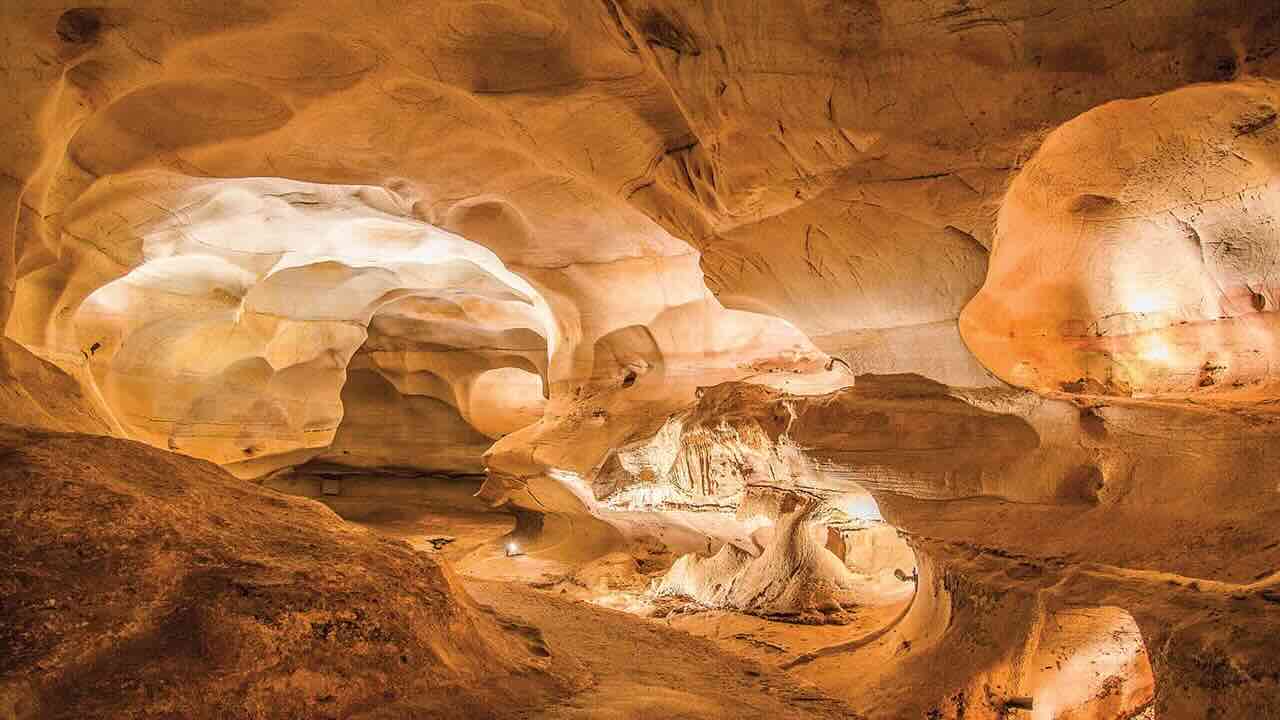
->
582;374;1280;716
2;1;1280;719
0;426;566;719
963;80;1280;394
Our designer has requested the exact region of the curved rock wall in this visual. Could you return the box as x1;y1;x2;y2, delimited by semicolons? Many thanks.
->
39;174;556;471
604;374;1280;716
2;3;1280;718
963;80;1280;394
7;0;1279;407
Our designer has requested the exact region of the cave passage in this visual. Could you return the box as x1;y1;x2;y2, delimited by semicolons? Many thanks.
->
2;2;1279;719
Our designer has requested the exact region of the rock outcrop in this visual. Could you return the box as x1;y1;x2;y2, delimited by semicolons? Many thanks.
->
0;425;565;719
963;80;1280;394
600;375;1280;717
2;2;1280;718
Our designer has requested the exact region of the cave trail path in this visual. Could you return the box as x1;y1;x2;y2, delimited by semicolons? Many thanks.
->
463;579;862;720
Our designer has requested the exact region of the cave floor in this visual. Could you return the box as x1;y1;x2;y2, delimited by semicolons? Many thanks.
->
464;579;858;719
313;473;909;718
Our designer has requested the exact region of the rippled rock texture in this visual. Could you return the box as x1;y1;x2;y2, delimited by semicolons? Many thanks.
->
4;1;1280;719
0;426;566;719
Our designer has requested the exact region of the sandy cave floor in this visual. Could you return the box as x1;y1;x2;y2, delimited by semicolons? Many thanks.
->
297;471;913;718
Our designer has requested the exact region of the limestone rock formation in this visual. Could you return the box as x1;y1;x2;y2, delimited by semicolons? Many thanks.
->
963;80;1280;394
656;487;863;621
49;175;556;473
3;1;1280;718
0;425;565;719
0;338;114;436
609;375;1280;716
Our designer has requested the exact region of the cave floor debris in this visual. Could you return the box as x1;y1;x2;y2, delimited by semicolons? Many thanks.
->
326;473;908;718
464;579;861;719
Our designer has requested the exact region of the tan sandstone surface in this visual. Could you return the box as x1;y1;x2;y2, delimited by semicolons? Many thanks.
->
4;1;1280;718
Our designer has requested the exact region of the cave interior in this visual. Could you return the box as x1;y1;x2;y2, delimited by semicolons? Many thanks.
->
3;2;1280;719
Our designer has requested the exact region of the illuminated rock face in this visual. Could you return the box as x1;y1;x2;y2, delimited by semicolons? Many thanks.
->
52;175;555;472
0;336;115;435
6;0;1277;398
611;375;1280;716
25;170;818;475
654;486;868;620
2;2;1280;719
962;81;1280;395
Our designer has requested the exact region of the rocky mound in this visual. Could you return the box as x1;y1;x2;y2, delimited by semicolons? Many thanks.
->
0;339;113;437
0;426;564;719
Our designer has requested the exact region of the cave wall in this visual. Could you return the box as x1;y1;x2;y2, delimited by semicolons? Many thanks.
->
6;1;1280;425
3;3;1280;718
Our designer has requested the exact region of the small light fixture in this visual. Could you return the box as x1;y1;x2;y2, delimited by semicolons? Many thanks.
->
1140;336;1173;364
1004;697;1034;713
505;541;523;557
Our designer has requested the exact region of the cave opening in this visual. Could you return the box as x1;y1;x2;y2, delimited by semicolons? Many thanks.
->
55;175;556;475
3;3;1280;718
